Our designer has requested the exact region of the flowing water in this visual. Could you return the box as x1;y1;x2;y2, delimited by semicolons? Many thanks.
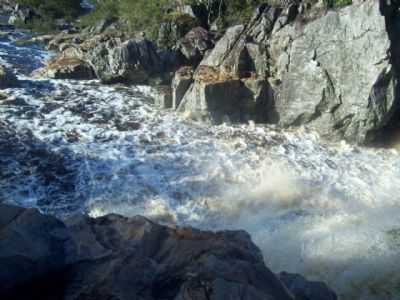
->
1;28;400;300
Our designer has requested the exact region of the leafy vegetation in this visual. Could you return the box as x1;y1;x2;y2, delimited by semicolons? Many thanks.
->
15;0;82;33
20;0;352;36
17;0;82;19
324;0;353;8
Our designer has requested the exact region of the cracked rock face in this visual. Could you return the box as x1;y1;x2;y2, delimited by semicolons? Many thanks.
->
270;0;397;144
86;38;162;85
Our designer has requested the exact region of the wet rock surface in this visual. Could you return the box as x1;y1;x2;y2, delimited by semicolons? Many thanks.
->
0;204;336;300
0;64;18;88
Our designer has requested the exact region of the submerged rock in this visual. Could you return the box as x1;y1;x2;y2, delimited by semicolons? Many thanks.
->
0;204;337;300
0;64;18;89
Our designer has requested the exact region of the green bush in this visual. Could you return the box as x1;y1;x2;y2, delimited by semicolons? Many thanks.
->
119;0;173;39
80;0;177;39
17;0;82;19
324;0;353;8
79;0;119;28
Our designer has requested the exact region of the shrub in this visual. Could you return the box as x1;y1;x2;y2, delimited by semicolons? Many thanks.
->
17;0;82;20
79;0;119;28
324;0;353;8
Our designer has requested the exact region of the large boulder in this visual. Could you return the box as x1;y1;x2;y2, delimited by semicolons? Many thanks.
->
0;65;18;89
200;5;280;78
269;0;400;144
279;272;337;300
33;57;95;80
0;204;337;300
8;4;36;25
0;204;75;297
177;27;215;66
86;38;162;84
172;66;194;109
177;66;274;123
157;13;201;49
63;214;294;300
175;5;280;124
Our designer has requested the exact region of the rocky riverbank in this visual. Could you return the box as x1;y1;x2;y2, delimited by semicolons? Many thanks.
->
19;0;400;146
0;204;336;300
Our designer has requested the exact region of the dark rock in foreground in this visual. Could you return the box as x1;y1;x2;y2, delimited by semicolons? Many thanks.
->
0;204;337;300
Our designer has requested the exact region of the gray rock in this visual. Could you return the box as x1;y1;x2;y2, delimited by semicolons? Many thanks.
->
0;64;18;89
176;5;279;124
280;272;337;300
200;25;245;70
177;66;274;124
172;66;194;109
177;27;215;66
201;5;280;78
33;57;95;80
8;4;35;25
176;4;208;28
157;14;200;49
87;38;162;84
270;0;398;144
63;214;294;300
0;204;337;300
153;85;173;109
0;204;75;296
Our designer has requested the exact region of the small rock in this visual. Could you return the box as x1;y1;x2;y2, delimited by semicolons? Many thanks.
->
0;64;18;89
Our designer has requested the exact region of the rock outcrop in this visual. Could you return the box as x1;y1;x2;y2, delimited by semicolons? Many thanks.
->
270;0;399;144
157;13;201;49
8;4;36;25
177;27;215;66
0;204;337;300
172;66;194;109
33;57;95;80
174;0;400;144
86;38;163;84
0;64;18;89
176;5;279;124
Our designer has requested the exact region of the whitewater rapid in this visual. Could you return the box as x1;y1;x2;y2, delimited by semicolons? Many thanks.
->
1;28;400;300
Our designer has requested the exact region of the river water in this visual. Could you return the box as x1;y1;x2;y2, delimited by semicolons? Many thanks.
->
1;28;400;300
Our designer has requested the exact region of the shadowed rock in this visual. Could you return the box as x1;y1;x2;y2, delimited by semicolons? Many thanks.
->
0;64;18;89
0;204;337;300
